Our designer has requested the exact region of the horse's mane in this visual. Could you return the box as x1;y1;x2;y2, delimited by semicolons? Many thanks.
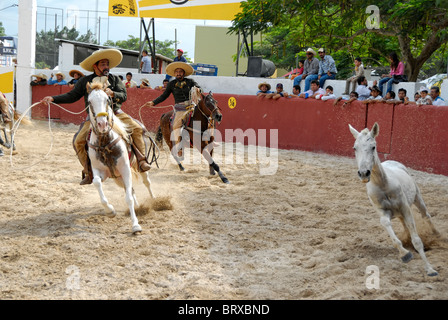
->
360;128;370;135
90;82;104;91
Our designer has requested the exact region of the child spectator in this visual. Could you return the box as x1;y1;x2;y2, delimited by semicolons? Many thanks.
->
416;87;432;105
362;86;383;104
316;86;336;101
123;72;138;88
155;79;169;91
334;91;358;106
343;57;364;95
298;80;325;99
383;91;396;102
272;83;288;100
290;60;304;80
68;70;84;88
414;92;421;101
138;78;152;89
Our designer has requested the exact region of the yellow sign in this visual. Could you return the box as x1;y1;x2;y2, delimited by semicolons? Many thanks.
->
228;97;236;109
0;71;14;93
109;0;246;20
109;0;139;17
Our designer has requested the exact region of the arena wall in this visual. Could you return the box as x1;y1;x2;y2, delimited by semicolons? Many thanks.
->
31;86;448;176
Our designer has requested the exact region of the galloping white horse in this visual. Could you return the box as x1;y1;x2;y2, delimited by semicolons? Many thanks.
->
349;122;439;276
87;83;154;234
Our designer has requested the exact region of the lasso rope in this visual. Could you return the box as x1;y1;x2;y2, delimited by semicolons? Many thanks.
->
7;101;88;169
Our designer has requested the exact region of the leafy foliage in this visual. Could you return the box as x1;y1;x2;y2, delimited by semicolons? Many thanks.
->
0;22;5;36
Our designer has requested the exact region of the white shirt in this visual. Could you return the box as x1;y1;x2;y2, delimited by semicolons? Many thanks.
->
356;85;371;101
432;96;446;106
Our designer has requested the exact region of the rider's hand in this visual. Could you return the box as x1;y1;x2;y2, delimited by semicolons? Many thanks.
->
105;88;114;97
145;101;154;107
41;96;54;104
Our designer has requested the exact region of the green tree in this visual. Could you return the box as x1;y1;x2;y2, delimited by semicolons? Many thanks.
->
230;0;448;81
0;22;5;36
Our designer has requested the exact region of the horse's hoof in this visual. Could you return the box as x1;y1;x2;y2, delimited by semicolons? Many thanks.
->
401;252;413;263
132;225;142;234
427;270;438;277
221;177;230;184
179;164;185;171
106;210;116;218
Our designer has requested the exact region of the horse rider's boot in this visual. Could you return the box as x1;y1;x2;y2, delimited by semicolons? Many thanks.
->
80;158;93;185
132;144;151;172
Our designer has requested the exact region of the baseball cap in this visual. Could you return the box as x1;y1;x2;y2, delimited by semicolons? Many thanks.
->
177;49;184;53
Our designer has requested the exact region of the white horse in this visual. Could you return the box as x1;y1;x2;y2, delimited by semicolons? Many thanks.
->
349;122;439;277
87;83;154;234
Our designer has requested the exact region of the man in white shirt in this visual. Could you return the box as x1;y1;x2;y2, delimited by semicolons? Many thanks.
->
140;50;152;74
430;86;446;106
298;80;325;99
355;76;371;101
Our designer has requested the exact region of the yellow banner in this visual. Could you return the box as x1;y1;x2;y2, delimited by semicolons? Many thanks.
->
0;71;14;93
109;0;246;20
109;0;139;17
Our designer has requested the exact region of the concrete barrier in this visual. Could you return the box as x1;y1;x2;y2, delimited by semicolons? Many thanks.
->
29;85;448;176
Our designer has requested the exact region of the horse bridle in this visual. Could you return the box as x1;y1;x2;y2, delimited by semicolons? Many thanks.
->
89;96;115;136
197;93;221;126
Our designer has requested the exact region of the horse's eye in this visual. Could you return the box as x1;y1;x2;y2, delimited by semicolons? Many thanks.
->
372;146;376;151
353;147;356;151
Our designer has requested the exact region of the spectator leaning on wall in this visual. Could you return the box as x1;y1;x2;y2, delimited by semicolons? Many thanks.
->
430;86;446;106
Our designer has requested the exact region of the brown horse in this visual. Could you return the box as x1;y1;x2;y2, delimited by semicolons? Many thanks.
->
155;88;229;184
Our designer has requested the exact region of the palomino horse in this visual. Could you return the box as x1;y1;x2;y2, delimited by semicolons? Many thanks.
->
349;122;439;276
87;82;154;234
155;87;229;184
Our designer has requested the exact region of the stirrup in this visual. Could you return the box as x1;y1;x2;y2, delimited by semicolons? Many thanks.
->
139;160;151;172
80;172;92;185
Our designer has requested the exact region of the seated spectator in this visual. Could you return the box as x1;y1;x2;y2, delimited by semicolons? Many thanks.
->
30;73;48;86
293;48;319;92
123;72;138;88
362;86;383;104
257;82;273;98
334;91;358;106
298;80;325;99
290;60;304;80
316;86;336;101
430;86;446;106
355;76;371;101
138;78;152;89
68;70;84;88
317;48;337;88
155;79;170;91
272;83;288;100
343;57;364;95
378;52;406;95
48;72;67;86
416;87;432;105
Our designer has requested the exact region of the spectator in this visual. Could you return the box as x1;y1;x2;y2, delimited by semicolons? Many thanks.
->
355;76;371;101
299;80;325;99
414;92;421;102
30;73;48;86
317;48;337;88
343;57;364;95
378;52;406;95
416;87;432;105
272;83;288;100
293;48;319;92
123;72;138;88
174;49;187;63
154;79;170;91
138;78;152;89
290;60;304;80
68;70;84;88
289;85;301;97
48;72;67;86
118;75;124;81
430;86;446;106
140;50;152;74
334;91;358;106
384;87;409;104
362;86;383;104
383;91;396;102
317;86;336;101
257;82;273;98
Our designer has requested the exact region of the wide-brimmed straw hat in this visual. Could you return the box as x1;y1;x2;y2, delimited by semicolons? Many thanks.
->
32;73;48;80
54;72;65;79
258;82;271;90
165;62;194;77
141;78;150;86
80;48;123;72
306;48;317;55
69;69;85;78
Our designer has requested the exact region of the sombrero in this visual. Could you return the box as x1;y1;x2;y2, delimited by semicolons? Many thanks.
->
69;69;85;78
54;72;66;79
80;49;123;72
32;73;48;80
306;48;317;56
165;62;194;77
141;78;150;86
258;82;271;91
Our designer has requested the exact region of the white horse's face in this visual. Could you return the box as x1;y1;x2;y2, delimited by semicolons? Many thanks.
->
349;123;379;183
89;89;111;134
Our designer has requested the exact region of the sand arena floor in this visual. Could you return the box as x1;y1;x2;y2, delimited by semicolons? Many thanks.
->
0;120;447;299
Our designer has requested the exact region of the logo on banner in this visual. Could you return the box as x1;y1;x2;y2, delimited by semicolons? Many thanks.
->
110;0;138;16
170;0;189;4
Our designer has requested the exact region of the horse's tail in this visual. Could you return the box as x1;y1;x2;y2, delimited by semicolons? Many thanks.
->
14;111;32;126
155;125;163;147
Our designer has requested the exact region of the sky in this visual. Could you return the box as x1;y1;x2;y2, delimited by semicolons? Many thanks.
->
0;0;233;60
